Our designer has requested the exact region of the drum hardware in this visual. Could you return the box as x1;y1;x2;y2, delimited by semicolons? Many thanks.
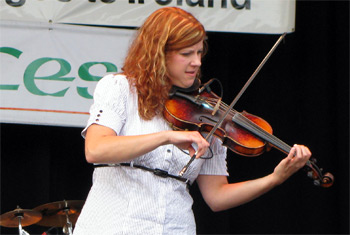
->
1;200;84;235
33;200;84;235
0;206;42;235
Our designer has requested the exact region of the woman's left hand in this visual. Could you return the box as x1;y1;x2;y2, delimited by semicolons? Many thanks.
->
272;144;312;185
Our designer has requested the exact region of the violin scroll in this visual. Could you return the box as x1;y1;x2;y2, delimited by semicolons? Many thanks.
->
306;158;334;188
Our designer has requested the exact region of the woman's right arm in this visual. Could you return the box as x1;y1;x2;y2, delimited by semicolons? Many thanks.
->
84;124;209;164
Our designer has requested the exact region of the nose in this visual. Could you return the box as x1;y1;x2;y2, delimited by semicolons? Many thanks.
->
191;54;201;67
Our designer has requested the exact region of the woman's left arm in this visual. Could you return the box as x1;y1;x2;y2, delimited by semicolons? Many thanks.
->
197;144;311;212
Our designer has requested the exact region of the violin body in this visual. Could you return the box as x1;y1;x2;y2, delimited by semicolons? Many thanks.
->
164;91;272;157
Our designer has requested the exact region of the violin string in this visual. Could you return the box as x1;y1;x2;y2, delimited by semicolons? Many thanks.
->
231;111;320;178
235;113;291;153
203;97;291;153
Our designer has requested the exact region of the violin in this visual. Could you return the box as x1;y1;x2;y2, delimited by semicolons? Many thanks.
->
164;86;334;188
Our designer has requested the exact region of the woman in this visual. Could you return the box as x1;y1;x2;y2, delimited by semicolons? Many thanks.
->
73;7;311;234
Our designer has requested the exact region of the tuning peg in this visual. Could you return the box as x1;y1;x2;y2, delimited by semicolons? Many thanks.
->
307;171;314;179
313;179;321;186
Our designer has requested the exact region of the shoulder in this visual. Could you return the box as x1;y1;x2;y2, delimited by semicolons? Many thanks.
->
96;73;129;89
93;73;132;96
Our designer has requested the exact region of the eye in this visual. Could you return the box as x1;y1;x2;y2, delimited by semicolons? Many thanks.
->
180;52;192;56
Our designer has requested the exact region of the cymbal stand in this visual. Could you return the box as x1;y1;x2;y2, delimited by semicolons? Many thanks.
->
14;211;30;235
62;201;73;235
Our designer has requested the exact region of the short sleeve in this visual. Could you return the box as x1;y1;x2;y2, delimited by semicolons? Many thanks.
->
199;139;229;176
82;74;129;138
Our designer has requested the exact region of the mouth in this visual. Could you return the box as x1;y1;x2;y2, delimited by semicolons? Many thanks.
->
185;71;197;77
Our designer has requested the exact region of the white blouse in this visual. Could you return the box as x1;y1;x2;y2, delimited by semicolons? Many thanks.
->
73;74;228;235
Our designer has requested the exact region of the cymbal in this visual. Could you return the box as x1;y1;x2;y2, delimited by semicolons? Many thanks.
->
0;208;42;228
33;200;84;227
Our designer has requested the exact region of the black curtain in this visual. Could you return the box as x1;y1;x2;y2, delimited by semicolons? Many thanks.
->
1;1;348;234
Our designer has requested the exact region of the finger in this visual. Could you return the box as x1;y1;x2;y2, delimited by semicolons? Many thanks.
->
188;145;196;157
294;144;308;158
192;133;209;158
291;145;312;169
295;145;303;158
294;145;311;159
301;146;312;158
194;143;206;158
288;145;297;159
190;142;202;159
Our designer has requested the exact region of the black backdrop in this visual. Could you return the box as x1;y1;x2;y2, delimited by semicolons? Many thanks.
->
1;1;349;234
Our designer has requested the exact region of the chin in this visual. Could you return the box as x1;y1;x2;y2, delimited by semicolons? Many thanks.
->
185;79;197;88
175;82;192;89
173;77;196;88
183;83;193;88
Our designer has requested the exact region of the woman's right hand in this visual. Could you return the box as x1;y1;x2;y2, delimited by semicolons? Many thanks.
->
166;130;210;158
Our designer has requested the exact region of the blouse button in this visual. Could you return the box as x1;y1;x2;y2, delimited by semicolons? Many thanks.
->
99;110;103;113
95;119;99;122
167;149;171;153
97;114;101;117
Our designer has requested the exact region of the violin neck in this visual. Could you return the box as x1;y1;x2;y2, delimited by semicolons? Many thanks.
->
232;112;291;154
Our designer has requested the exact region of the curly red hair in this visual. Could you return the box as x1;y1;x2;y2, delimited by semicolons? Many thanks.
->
122;7;206;120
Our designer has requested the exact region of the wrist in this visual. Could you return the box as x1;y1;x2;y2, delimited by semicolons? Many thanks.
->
267;173;284;187
160;130;172;145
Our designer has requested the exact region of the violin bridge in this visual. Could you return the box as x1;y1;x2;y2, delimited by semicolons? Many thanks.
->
211;98;222;116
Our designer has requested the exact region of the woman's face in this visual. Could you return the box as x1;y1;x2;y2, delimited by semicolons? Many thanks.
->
166;40;204;88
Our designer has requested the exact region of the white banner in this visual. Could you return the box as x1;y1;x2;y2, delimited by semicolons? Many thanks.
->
0;0;295;127
0;0;296;34
0;20;134;127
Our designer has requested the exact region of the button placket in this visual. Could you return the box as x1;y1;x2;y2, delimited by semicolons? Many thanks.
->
163;145;173;170
96;110;103;122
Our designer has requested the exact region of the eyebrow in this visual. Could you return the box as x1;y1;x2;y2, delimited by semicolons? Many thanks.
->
180;48;204;53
